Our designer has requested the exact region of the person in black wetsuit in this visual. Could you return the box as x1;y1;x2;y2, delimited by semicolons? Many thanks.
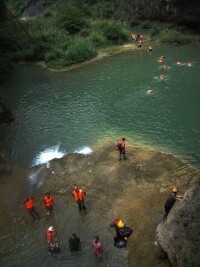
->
163;187;183;219
69;233;81;251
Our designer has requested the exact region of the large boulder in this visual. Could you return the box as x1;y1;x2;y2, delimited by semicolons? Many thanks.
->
156;185;200;267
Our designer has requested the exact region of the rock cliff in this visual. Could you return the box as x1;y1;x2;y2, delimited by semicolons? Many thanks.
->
156;185;200;267
116;0;200;29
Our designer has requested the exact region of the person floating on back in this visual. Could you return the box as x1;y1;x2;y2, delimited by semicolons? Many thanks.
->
69;233;81;251
163;187;183;220
44;192;55;216
92;236;103;257
72;185;86;211
24;196;40;220
46;226;57;243
116;138;127;160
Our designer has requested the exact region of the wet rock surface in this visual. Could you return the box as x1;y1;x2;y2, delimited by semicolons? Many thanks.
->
0;142;197;267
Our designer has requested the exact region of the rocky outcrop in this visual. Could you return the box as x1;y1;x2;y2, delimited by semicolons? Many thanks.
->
156;185;200;267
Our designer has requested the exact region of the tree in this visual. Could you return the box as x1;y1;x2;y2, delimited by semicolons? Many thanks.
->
55;5;86;34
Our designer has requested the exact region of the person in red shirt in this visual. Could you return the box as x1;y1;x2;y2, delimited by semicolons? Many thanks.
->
24;196;40;220
117;138;127;160
72;185;86;211
46;226;57;243
43;192;55;216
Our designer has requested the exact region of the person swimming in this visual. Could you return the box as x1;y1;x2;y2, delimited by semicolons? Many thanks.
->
160;75;164;80
149;46;152;52
147;89;154;94
187;62;192;67
176;61;181;65
163;65;167;69
158;56;165;63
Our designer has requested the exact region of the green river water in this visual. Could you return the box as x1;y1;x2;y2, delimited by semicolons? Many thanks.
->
1;43;200;166
0;43;200;267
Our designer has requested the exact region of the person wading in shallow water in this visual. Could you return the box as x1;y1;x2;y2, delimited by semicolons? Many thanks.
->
92;236;103;257
43;192;55;216
24;196;40;220
163;187;183;219
69;233;81;251
116;138;127;160
72;185;86;211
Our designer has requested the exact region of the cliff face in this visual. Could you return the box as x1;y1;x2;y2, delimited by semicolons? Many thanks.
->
116;0;200;29
156;185;200;267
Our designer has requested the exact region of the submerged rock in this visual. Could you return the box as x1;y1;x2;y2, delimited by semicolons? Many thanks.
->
156;185;200;267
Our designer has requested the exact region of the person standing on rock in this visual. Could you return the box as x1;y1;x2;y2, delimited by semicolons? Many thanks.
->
116;138;127;160
44;192;55;216
72;185;86;211
24;196;40;220
163;187;183;219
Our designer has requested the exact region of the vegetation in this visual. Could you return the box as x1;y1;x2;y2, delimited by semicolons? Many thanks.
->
1;0;199;83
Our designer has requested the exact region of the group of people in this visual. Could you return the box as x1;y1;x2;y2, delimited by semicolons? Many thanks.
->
24;139;184;258
131;33;143;48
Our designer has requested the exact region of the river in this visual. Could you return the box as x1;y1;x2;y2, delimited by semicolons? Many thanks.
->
0;42;200;267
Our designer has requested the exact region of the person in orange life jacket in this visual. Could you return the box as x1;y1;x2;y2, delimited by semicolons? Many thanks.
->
24;196;40;220
43;192;55;215
117;138;127;160
46;226;57;243
163;187;183;219
72;185;86;211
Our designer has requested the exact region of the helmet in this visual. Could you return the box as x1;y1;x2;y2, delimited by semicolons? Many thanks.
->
172;187;178;193
48;226;54;231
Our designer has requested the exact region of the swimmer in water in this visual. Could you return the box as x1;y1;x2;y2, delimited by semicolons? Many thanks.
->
147;89;154;94
163;65;167;69
176;61;181;65
158;56;165;63
149;46;152;52
160;75;164;80
187;62;192;67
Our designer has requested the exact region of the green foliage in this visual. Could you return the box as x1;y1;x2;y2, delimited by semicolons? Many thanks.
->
92;2;116;19
129;18;140;27
65;37;97;65
55;5;86;34
140;20;152;29
101;21;129;44
159;29;192;44
88;31;108;47
150;26;161;38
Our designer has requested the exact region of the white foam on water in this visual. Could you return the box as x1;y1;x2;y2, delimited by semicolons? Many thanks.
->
74;146;93;155
32;145;65;166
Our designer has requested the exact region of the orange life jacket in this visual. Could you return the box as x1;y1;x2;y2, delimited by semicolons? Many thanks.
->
25;198;34;209
44;196;54;207
72;189;85;201
46;230;56;241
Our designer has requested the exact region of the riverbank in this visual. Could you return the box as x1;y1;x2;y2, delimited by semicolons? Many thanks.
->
0;141;196;267
35;35;155;72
